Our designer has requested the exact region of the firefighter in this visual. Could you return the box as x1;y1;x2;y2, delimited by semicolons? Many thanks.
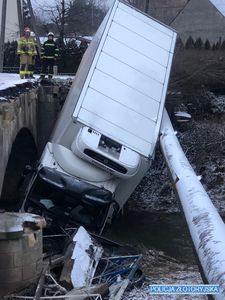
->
40;32;59;79
17;27;37;79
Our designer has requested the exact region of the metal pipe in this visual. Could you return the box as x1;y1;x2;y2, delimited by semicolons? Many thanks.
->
0;0;7;72
160;110;225;299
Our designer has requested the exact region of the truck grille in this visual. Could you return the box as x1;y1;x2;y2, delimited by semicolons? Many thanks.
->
84;149;127;174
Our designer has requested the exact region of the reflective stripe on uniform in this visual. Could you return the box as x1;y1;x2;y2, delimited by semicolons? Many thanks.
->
18;40;35;45
44;43;56;46
18;52;35;55
43;56;55;59
20;70;30;75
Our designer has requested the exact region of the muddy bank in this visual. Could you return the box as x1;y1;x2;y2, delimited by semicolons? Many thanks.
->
121;247;205;299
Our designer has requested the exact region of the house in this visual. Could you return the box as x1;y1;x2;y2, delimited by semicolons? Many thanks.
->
134;0;225;44
147;0;189;25
170;0;225;44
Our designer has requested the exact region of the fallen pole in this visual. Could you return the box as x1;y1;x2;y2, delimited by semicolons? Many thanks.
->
160;110;225;299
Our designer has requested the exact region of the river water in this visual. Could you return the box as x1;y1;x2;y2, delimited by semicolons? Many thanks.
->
104;211;196;265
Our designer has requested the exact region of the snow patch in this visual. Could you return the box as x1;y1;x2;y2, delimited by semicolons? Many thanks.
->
0;73;36;91
175;111;192;118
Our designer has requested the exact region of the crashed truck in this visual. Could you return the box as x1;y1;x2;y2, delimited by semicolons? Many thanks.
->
22;0;177;233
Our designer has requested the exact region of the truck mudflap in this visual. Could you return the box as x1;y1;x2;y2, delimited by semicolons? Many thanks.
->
23;167;114;231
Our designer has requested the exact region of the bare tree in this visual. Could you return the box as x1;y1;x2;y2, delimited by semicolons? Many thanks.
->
35;0;71;46
34;0;106;39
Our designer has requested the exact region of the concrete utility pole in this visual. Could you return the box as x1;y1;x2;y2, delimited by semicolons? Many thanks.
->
17;0;24;36
26;0;41;56
0;0;7;72
160;110;225;299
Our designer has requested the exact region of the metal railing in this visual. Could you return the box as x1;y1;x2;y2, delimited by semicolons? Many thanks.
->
2;67;75;76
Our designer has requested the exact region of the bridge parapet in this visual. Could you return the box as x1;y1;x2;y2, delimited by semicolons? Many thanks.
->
0;89;38;203
0;80;69;206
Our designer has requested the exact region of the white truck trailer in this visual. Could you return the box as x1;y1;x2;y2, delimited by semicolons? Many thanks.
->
23;0;177;232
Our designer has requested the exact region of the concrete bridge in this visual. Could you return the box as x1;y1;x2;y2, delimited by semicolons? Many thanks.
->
0;81;64;207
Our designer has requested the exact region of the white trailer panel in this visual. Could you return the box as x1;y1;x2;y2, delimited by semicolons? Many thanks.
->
114;7;172;50
103;37;166;83
96;53;163;101
118;2;173;37
89;70;160;121
108;22;169;67
73;0;176;157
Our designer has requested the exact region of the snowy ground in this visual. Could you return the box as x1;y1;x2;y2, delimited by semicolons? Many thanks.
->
0;73;74;101
0;73;35;92
0;73;74;92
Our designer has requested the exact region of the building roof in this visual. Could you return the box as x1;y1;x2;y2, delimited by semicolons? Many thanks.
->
209;0;225;17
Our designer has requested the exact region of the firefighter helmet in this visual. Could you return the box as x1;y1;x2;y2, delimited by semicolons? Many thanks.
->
48;32;54;37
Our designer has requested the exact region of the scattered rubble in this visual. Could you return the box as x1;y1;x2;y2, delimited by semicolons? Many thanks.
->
3;225;143;299
174;111;192;123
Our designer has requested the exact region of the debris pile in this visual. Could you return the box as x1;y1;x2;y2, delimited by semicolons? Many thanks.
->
4;225;143;300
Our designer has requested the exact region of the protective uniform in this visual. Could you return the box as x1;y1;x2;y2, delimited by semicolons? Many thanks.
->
17;27;37;79
40;32;59;79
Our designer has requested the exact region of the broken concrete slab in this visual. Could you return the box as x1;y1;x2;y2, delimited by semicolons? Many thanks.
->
0;212;46;239
71;226;103;289
0;212;45;296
